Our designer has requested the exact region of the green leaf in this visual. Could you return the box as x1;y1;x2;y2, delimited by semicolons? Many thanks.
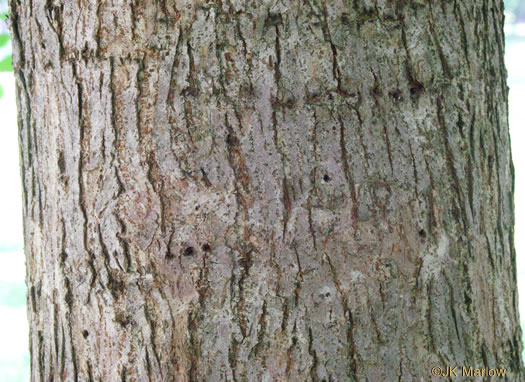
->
0;12;7;22
0;55;12;72
0;33;10;48
0;84;3;100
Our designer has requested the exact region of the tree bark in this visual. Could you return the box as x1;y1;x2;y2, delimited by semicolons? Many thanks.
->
9;0;524;380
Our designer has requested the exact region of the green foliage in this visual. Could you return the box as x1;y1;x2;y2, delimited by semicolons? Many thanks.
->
0;55;11;72
0;23;11;72
0;33;8;47
0;33;11;72
0;11;7;21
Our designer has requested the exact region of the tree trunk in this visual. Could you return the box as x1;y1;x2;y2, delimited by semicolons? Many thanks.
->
9;0;523;380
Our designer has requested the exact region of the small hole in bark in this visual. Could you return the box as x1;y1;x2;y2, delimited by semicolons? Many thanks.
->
457;115;465;135
202;244;211;252
115;312;130;327
195;205;200;211
225;133;238;146
341;13;351;25
309;92;320;102
57;152;66;173
410;83;424;97
183;247;195;257
419;229;426;238
323;174;331;182
389;89;402;101
82;330;89;338
285;97;296;108
464;291;472;307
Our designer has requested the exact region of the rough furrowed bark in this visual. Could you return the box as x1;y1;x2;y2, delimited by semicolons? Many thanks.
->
9;0;523;380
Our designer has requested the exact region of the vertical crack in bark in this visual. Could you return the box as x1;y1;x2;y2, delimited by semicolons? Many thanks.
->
225;116;249;223
184;39;196;146
325;251;358;378
285;322;297;377
53;290;60;373
436;97;468;231
143;303;163;380
145;349;152;382
167;29;183;120
129;2;136;42
408;142;419;200
337;114;359;233
71;62;89;255
344;301;358;381
197;248;210;307
228;335;240;382
87;361;94;382
308;327;319;381
491;127;506;267
307;196;318;251
321;2;346;95
382;122;395;176
37;329;44;382
44;1;65;58
282;176;291;242
452;0;471;69
109;56;127;202
120;365;127;382
249;299;267;365
490;4;509;101
115;213;132;272
235;15;251;77
443;272;462;345
370;70;394;175
428;3;452;80
292;243;304;306
95;2;102;57
426;278;436;353
60;324;66;378
271;21;293;245
236;245;254;338
68;321;79;382
135;58;144;141
336;114;351;191
308;115;319;251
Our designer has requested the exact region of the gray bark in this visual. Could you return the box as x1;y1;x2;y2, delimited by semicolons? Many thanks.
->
9;0;524;380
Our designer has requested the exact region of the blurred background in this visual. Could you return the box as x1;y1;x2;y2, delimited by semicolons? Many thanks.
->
0;1;524;380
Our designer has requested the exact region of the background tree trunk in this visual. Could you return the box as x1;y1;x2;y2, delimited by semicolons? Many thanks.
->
9;0;524;380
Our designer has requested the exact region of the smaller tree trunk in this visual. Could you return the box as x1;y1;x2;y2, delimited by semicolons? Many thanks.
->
9;0;524;381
